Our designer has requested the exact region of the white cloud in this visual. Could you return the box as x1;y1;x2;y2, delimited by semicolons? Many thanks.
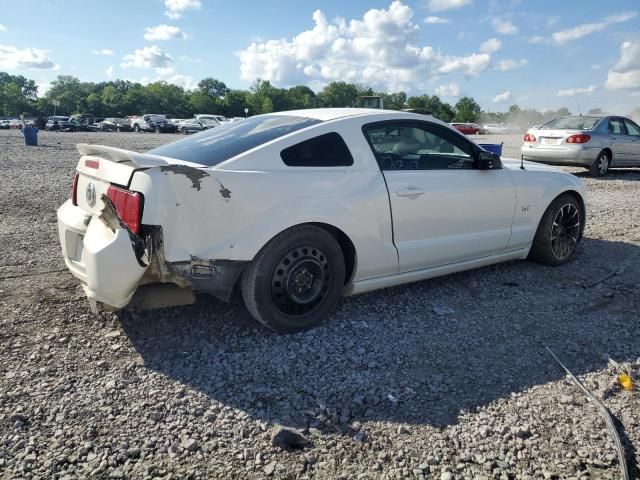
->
493;91;512;103
92;49;114;56
557;85;597;97
552;11;637;45
0;45;57;70
438;53;491;76
0;24;6;32
491;17;518;35
141;71;198;90
106;65;114;78
606;40;640;90
237;1;494;92
527;36;545;45
426;0;471;12
424;16;449;24
479;38;501;54
121;45;174;69
497;58;527;71
144;25;188;41
164;0;201;19
435;82;460;97
37;81;52;96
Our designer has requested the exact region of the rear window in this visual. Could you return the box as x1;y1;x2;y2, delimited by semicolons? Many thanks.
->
281;132;353;167
148;115;321;166
541;116;601;130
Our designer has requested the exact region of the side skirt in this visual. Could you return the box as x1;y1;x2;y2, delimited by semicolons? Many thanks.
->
344;248;530;296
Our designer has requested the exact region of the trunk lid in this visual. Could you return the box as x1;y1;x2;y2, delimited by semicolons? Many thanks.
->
532;129;587;147
73;144;173;216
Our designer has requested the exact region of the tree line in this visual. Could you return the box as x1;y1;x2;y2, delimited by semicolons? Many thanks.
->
0;71;613;127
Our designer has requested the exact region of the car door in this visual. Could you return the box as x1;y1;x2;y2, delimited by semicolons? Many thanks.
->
363;121;517;273
623;118;640;165
608;117;632;165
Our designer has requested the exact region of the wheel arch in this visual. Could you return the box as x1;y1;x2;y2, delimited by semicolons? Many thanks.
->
249;222;357;286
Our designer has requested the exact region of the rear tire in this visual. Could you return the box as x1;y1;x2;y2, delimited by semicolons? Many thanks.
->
133;124;140;132
242;225;345;333
528;194;582;266
154;126;160;133
589;151;610;177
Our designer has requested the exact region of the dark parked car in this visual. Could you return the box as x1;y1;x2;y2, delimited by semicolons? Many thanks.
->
45;116;72;131
131;114;177;133
99;118;133;132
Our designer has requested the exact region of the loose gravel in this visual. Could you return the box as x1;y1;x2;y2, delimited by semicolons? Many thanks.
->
1;130;639;479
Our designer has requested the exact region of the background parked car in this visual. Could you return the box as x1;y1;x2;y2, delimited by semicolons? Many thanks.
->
131;114;177;133
521;115;640;176
450;122;480;135
99;118;133;132
179;118;219;134
0;120;11;129
483;123;507;134
45;116;72;131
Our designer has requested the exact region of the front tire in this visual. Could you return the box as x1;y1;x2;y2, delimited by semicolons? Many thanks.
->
154;126;160;133
242;225;345;333
133;124;140;132
589;151;610;177
529;194;582;266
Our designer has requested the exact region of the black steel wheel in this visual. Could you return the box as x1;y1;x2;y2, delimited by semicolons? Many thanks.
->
529;194;582;266
242;225;345;333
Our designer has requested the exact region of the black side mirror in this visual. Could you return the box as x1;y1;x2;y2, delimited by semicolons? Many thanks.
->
477;151;500;170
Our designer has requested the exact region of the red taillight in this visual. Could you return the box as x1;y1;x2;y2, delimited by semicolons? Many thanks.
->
566;134;591;144
70;172;79;205
524;133;536;142
106;185;144;234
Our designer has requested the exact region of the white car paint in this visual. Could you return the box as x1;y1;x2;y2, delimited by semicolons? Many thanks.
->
57;109;586;314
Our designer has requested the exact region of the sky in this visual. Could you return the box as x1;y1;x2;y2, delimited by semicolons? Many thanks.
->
1;0;639;113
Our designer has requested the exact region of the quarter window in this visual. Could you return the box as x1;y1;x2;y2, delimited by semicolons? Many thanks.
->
280;132;354;167
363;123;474;170
608;118;628;135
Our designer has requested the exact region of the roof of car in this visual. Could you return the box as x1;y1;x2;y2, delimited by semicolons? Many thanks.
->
270;108;404;121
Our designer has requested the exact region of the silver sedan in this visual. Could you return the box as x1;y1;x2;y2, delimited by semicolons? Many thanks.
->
521;115;640;176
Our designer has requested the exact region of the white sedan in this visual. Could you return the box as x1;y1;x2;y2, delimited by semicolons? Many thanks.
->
57;109;586;332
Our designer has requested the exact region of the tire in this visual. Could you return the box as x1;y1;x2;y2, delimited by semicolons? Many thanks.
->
589;150;610;177
242;225;345;333
116;127;121;132
181;127;188;135
154;127;160;133
528;194;582;266
133;124;140;132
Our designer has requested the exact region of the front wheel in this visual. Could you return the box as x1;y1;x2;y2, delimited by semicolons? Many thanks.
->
528;194;582;266
133;124;140;132
589;151;610;177
242;225;345;333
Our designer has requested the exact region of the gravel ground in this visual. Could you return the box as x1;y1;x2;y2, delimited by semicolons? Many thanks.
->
1;130;639;480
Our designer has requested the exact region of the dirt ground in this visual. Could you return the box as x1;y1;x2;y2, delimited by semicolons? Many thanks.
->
0;129;639;479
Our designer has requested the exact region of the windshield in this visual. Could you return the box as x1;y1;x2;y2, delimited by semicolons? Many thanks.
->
541;116;601;130
148;115;322;166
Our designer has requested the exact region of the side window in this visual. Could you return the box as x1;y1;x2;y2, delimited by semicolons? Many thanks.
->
608;118;628;135
363;123;474;171
624;119;640;137
281;132;354;167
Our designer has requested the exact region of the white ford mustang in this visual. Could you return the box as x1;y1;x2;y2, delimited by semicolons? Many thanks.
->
57;109;586;332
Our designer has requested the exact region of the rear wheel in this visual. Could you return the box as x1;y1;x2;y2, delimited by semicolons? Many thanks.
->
154;126;160;134
181;127;188;135
529;194;582;266
133;124;140;132
242;225;345;333
589;151;610;177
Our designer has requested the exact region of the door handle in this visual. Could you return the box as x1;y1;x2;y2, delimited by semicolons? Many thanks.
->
396;187;426;199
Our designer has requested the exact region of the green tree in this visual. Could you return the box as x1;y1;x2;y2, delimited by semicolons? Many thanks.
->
376;92;407;110
454;96;481;122
198;78;230;98
285;85;317;109
588;107;603;115
317;82;360;108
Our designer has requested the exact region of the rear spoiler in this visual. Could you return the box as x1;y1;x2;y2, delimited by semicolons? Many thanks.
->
77;144;170;167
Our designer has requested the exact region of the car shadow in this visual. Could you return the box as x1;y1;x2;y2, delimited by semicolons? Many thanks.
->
573;169;640;181
119;238;640;435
